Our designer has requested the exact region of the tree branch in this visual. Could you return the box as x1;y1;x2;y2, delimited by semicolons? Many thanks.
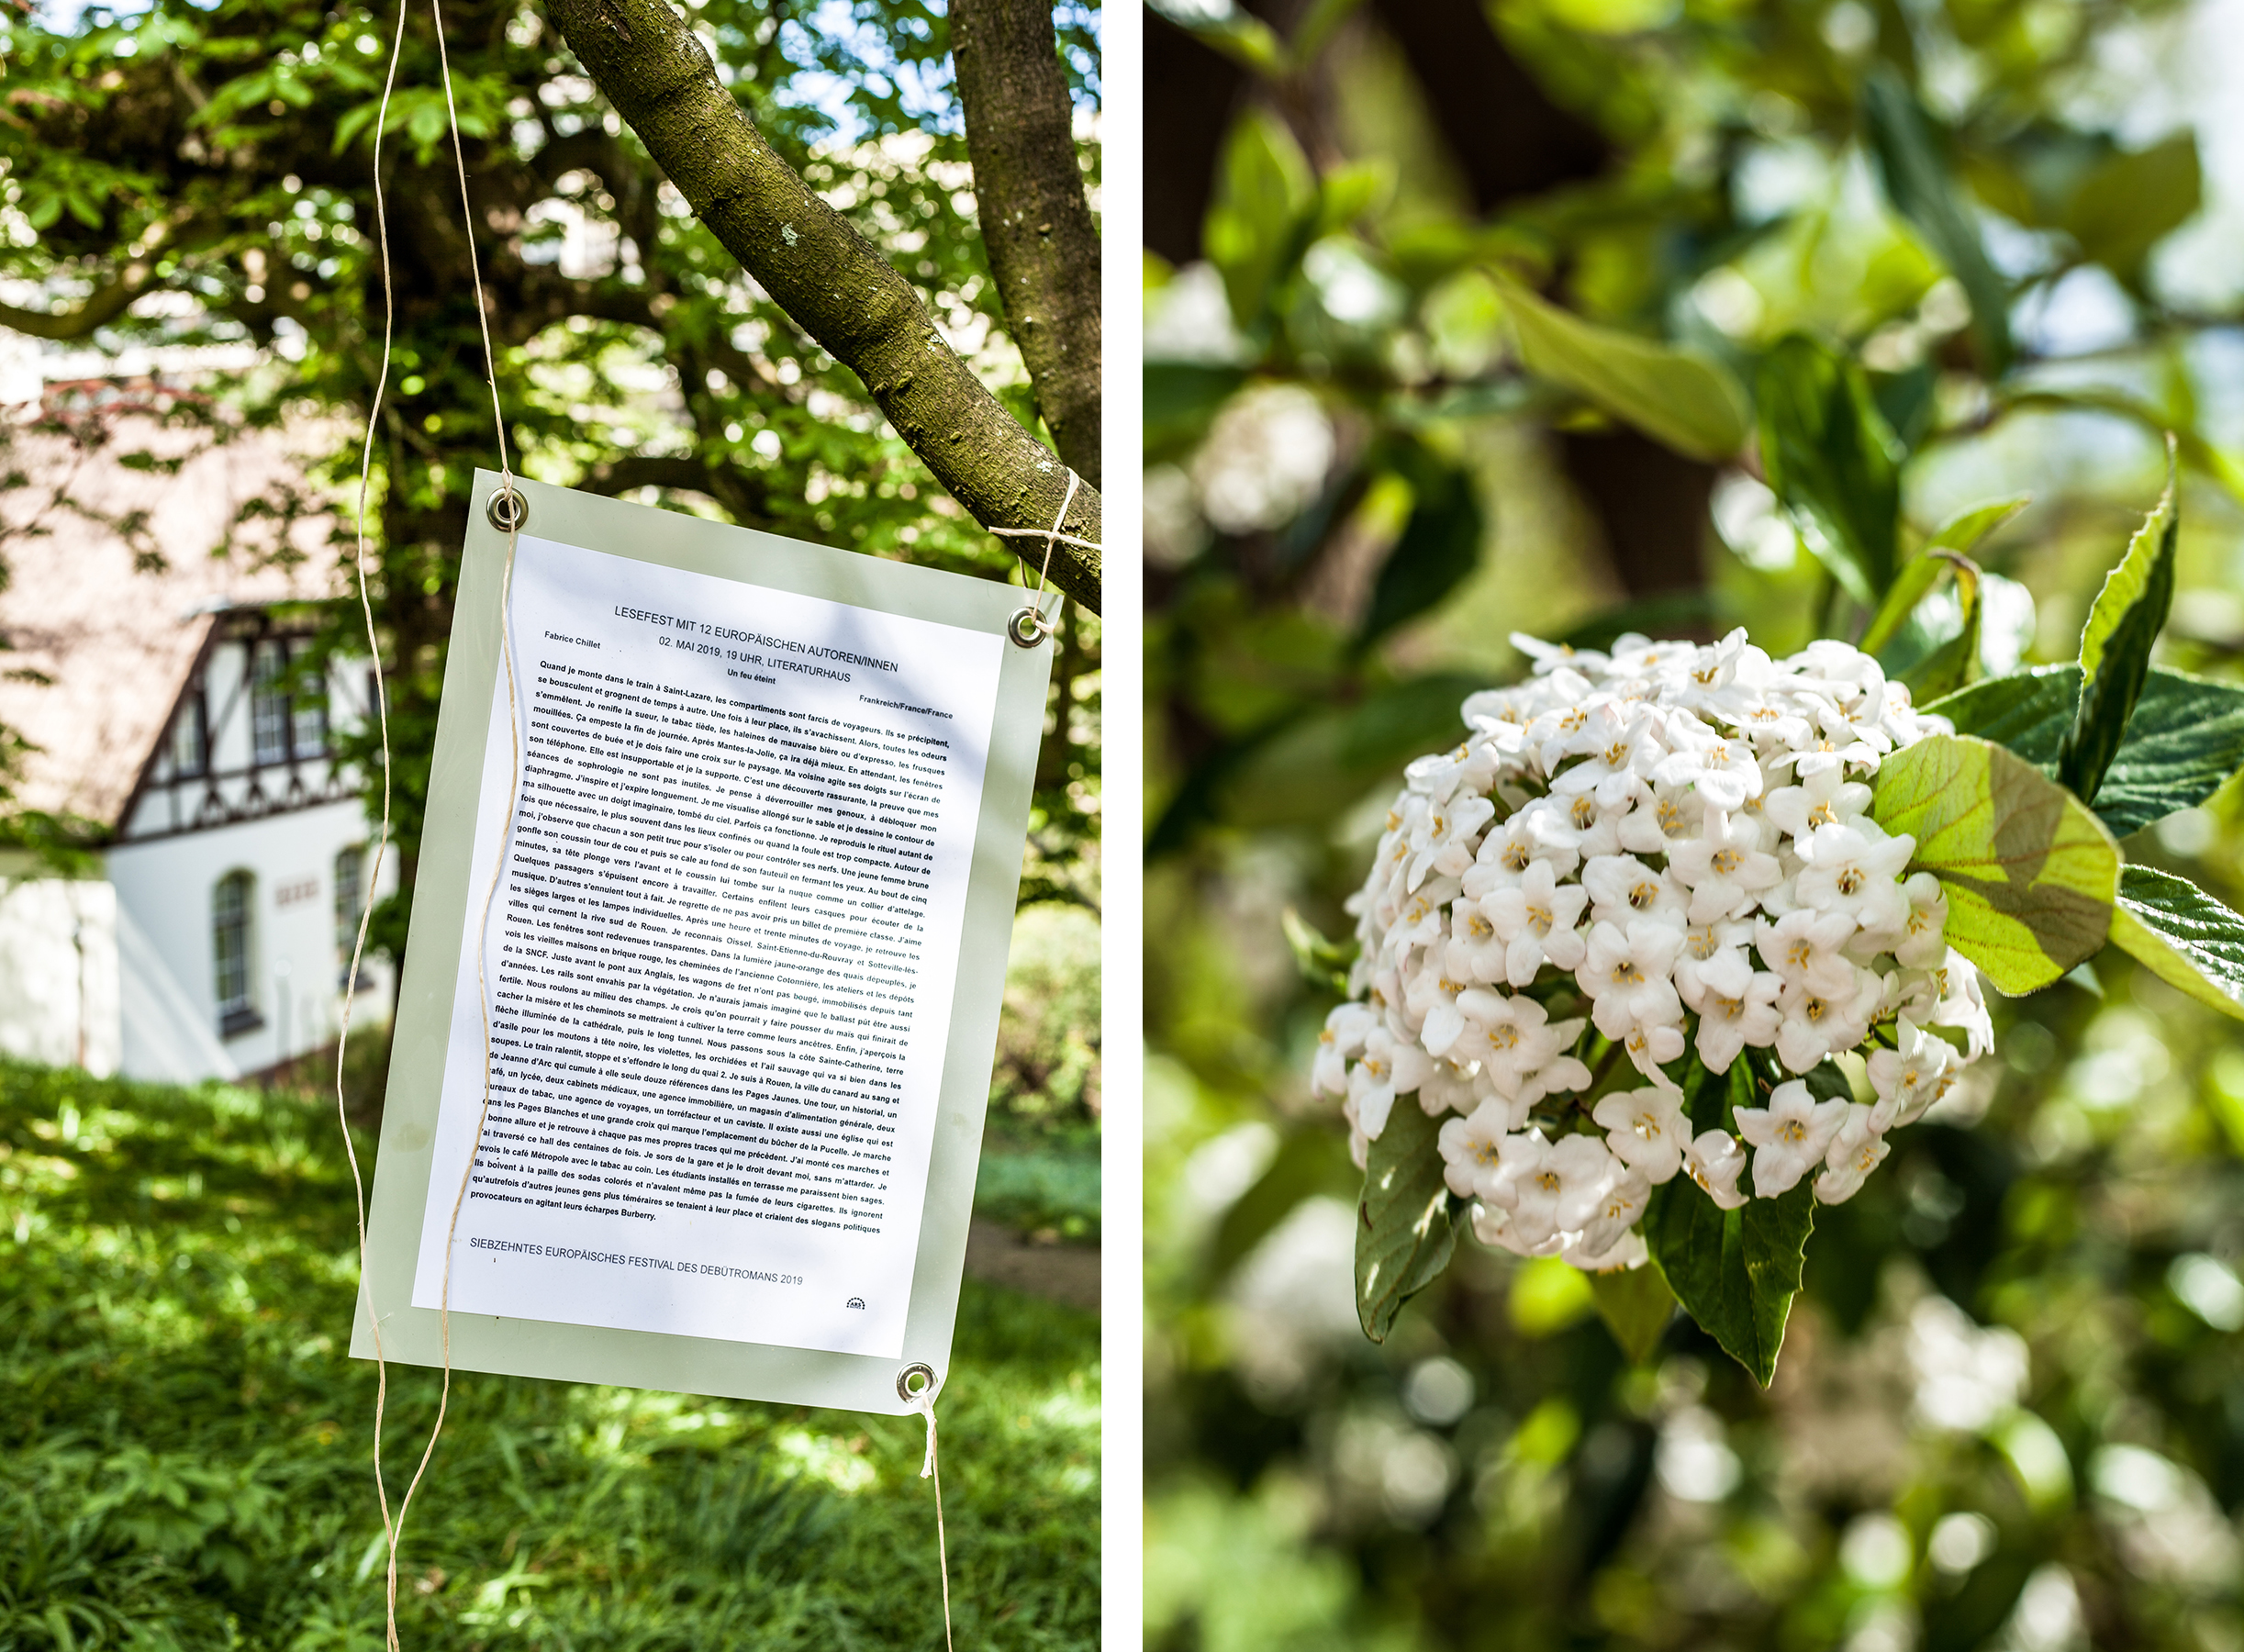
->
0;258;160;340
544;0;1101;612
950;0;1101;486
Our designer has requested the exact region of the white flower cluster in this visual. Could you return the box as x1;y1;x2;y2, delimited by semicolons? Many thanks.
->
1314;631;1993;1273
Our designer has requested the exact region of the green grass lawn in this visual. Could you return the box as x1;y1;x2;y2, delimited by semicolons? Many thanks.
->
0;1058;1099;1650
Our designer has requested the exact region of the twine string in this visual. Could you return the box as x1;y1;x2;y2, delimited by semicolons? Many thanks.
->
347;17;965;1647
988;468;1086;642
904;1379;955;1652
338;1;517;1645
338;0;409;1640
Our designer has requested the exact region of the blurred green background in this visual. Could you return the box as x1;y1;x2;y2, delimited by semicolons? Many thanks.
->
1143;0;2244;1646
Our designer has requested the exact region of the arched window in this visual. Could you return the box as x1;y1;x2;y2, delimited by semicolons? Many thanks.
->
335;844;369;990
213;870;262;1037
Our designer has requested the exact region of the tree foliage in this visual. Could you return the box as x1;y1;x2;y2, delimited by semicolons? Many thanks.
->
0;0;1102;945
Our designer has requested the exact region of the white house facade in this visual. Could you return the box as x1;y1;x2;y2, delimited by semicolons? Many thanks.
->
0;415;396;1083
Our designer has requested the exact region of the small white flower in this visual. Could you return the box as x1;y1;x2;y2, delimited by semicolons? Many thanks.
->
1580;919;1687;1042
1404;792;1497;890
1347;1026;1434;1140
1616;782;1707;856
1893;871;1949;969
1756;907;1861;999
1792;819;1915;937
1417;1058;1488;1120
1593;1086;1691;1184
1582;853;1691;932
1763;765;1872;840
1673;918;1758;1010
1477;858;1591;987
1312;1001;1379;1096
1652;719;1765;810
1928;950;1994;1057
1462;811;1579;899
1773;967;1881;1073
1551;703;1667;809
1523;788;1629;862
1667;812;1783;923
1569;1162;1654;1256
1692;972;1782;1073
1404;963;1477;1059
1548;1133;1628;1236
1405;739;1498;804
1814;1103;1890;1203
1735;1078;1851;1197
1437;1100;1514;1199
1563;1226;1650;1272
1454;988;1590;1107
1486;1130;1571;1248
1683;1128;1750;1210
1622;1019;1688;1083
1471;1197;1567;1258
1867;1016;1958;1128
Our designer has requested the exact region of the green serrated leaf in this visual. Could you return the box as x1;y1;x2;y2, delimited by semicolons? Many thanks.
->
2108;865;2244;1022
1490;274;1748;463
1355;1098;1457;1343
1590;1266;1676;1366
1870;733;2118;993
1932;664;2244;835
2059;442;2179;802
1756;333;1903;607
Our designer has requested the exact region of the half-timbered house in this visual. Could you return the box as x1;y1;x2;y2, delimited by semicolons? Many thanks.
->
0;414;396;1081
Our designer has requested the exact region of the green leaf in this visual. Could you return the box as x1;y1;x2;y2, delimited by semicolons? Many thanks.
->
2108;865;2244;1023
1926;495;2032;559
1756;333;1903;607
1859;554;1952;660
1144;0;1287;73
1281;906;1357;997
1355;1096;1457;1343
1929;665;2244;835
2059;443;2179;803
1870;733;2118;993
1490;275;1748;463
1644;1075;1815;1390
1203;107;1317;329
1862;66;2013;375
1863;549;1983;700
1360;451;1484;644
2063;132;2201;290
1590;1266;1677;1366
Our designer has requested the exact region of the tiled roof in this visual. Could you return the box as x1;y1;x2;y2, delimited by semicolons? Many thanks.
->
0;415;337;827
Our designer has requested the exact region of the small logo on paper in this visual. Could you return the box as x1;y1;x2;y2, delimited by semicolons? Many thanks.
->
846;1297;866;1310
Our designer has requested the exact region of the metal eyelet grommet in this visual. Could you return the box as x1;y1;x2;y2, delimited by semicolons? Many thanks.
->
897;1361;938;1402
486;486;530;532
1008;607;1050;649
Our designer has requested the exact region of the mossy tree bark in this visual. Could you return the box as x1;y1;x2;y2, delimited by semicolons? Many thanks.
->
546;0;1103;612
950;0;1101;489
